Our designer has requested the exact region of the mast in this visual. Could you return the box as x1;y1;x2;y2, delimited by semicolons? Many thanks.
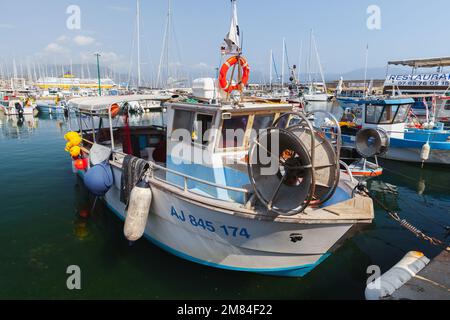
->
298;40;303;83
269;49;273;90
12;58;17;91
166;0;171;86
363;44;369;97
137;0;141;88
312;31;326;92
281;37;285;88
307;29;313;91
157;0;172;88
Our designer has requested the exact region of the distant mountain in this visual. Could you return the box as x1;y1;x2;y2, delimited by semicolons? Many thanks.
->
325;66;412;82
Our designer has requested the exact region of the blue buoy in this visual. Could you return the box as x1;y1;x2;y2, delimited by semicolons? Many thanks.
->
83;161;113;196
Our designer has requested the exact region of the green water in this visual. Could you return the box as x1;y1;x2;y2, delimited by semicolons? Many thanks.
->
0;113;448;300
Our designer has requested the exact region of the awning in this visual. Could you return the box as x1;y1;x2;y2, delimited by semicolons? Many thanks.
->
388;57;450;68
68;94;172;112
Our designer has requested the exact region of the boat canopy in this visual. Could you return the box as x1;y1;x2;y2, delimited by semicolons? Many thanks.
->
69;95;171;112
388;57;450;68
365;98;415;105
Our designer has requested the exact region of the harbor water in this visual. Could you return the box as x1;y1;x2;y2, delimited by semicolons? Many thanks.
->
0;105;448;300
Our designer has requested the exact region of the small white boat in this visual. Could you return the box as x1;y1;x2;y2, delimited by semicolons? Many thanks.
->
36;100;69;114
0;96;37;116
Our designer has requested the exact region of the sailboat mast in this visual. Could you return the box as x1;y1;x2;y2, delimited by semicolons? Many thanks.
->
281;37;285;89
166;0;171;87
137;0;141;88
156;0;171;88
298;40;302;82
364;44;369;97
269;49;273;90
312;31;326;92
12;58;17;91
307;29;313;90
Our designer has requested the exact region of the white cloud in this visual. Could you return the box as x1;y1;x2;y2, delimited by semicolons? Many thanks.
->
73;35;96;46
44;43;69;54
0;24;15;29
80;51;123;65
56;35;70;42
195;62;213;69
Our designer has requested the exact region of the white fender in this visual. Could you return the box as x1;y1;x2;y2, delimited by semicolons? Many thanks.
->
365;251;430;300
421;142;431;162
124;181;152;241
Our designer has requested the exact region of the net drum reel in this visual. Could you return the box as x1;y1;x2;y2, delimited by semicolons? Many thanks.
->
355;128;390;158
247;112;340;216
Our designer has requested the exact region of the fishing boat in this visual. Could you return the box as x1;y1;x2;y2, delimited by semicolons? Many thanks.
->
340;98;450;166
62;0;374;277
383;57;450;125
66;88;374;277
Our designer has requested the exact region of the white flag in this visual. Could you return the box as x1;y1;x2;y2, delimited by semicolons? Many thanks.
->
223;0;241;54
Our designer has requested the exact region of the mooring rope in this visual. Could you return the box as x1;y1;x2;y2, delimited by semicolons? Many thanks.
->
355;184;450;252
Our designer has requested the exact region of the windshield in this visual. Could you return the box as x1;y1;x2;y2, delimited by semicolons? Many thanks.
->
365;104;411;124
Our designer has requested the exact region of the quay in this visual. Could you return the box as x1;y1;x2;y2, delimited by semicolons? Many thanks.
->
387;250;450;300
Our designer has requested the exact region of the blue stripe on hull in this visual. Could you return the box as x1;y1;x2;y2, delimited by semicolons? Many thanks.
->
105;195;329;278
76;170;330;277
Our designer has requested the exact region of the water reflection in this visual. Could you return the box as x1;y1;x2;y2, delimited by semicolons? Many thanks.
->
0;114;39;140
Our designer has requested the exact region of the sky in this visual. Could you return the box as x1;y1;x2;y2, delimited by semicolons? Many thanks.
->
1;0;450;82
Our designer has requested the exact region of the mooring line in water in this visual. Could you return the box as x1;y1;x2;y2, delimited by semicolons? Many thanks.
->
396;197;450;232
355;184;450;252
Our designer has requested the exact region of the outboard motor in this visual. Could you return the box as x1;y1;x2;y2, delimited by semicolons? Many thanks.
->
355;128;390;158
248;111;341;216
15;102;24;119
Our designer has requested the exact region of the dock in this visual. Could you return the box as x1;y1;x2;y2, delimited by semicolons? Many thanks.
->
386;251;450;300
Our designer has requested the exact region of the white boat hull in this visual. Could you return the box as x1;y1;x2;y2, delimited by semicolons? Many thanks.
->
0;106;36;116
304;94;330;102
83;166;361;277
382;147;450;165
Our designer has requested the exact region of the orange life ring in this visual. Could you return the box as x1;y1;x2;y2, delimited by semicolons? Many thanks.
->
219;56;250;93
111;103;120;118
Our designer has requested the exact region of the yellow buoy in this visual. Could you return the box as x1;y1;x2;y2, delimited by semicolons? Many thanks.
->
65;142;73;152
70;146;81;158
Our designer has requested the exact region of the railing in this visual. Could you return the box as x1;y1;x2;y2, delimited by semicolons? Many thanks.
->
111;151;249;205
339;160;356;183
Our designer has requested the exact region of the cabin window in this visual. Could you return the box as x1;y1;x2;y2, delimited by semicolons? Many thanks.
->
220;115;249;149
192;114;214;146
276;115;290;128
253;114;275;132
365;104;410;124
172;109;195;132
365;105;385;124
395;105;410;123
379;105;399;124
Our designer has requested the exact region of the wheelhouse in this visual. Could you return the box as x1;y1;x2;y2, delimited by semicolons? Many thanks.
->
364;101;411;125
